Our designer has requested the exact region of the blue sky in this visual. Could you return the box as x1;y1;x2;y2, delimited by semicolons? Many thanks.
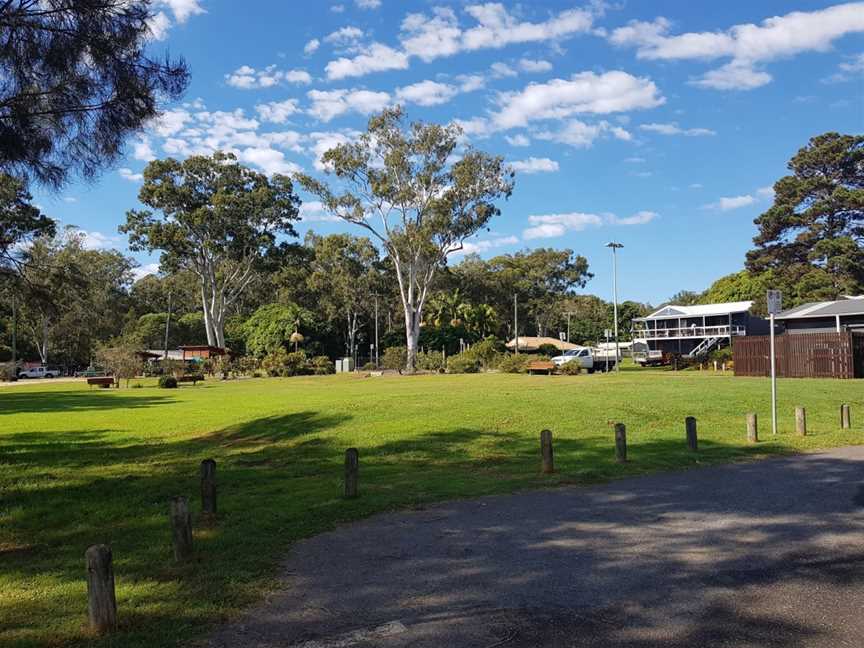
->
34;0;864;305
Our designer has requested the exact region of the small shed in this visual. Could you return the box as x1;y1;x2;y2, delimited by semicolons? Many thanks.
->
179;345;227;361
505;336;580;353
775;296;864;334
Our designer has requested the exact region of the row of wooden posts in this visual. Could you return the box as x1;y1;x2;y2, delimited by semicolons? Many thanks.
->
84;403;854;634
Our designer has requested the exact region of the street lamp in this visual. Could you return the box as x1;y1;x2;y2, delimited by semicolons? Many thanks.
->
606;242;624;372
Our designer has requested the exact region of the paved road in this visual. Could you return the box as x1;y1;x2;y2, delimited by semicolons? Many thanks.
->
208;447;864;648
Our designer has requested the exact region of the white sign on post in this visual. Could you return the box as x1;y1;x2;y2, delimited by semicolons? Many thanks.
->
559;332;566;341
604;329;612;339
767;290;783;315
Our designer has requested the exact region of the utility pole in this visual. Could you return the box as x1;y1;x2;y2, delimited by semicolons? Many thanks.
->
374;293;379;368
565;311;577;343
513;293;519;355
606;242;624;372
163;291;173;361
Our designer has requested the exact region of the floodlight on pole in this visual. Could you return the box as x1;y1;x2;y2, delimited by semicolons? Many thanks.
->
606;242;624;372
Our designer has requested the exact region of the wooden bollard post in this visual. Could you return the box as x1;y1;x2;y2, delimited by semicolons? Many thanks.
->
614;423;627;463
344;448;359;498
85;544;117;634
170;496;193;561
795;407;807;436
841;404;851;430
685;416;698;452
540;429;554;474
747;413;758;443
200;459;217;516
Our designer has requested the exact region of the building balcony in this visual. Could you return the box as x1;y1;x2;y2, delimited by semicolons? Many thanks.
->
633;324;746;341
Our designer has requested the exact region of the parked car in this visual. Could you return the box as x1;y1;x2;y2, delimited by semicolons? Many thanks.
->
551;347;618;373
74;366;106;378
17;366;62;379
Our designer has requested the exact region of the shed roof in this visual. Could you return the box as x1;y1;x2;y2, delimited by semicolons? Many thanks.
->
637;301;753;321
505;336;580;352
776;296;864;320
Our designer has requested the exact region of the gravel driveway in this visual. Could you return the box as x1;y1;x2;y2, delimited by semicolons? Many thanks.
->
207;446;864;648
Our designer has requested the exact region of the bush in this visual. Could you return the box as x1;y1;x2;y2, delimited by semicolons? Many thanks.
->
0;363;17;382
416;350;445;372
558;361;582;375
447;353;480;374
382;346;407;371
498;353;530;374
465;336;505;370
538;343;560;357
158;375;178;389
261;348;312;377
360;361;376;371
709;346;733;364
311;355;334;375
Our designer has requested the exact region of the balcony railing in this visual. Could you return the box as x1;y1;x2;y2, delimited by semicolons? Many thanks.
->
633;324;746;340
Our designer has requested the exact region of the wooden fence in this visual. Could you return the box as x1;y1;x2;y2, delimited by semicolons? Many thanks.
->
733;332;864;379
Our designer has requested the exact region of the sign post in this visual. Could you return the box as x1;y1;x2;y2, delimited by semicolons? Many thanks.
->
767;290;782;436
604;328;612;373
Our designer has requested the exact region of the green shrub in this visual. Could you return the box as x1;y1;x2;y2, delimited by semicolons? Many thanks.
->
708;346;733;364
465;336;505;369
538;343;560;357
382;346;407;370
558;361;582;375
131;382;144;389
360;362;376;371
311;355;334;375
498;353;530;374
158;375;178;389
0;363;16;382
416;350;445;372
447;353;479;374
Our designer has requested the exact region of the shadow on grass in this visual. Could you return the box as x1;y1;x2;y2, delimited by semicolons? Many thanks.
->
2;410;860;648
0;390;175;415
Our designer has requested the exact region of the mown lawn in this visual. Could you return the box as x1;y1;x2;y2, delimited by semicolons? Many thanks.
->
1;369;862;647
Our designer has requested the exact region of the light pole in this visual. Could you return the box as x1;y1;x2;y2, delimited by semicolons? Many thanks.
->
565;311;577;343
513;293;519;355
606;242;624;372
374;293;379;368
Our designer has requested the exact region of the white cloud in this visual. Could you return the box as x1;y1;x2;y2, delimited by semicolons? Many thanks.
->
307;88;391;121
536;119;631;148
308;130;362;171
133;263;161;282
325;43;409;80
331;3;345;12
158;0;205;23
689;183;703;189
63;196;77;203
491;62;518;78
823;52;864;82
396;80;459;106
519;58;553;73
523;212;603;239
703;194;756;211
639;122;716;136
147;1;204;40
457;74;486;92
255;99;300;124
452;234;520;255
510;157;559;174
324;26;365;45
153;109;191;137
610;4;864;90
757;185;775;200
225;65;311;89
238;147;302;176
609;210;658;225
304;39;320;55
624;156;646;163
355;0;381;8
79;230;121;250
336;4;596;79
300;200;342;222
505;134;531;147
491;71;664;130
461;4;594;52
119;168;144;182
691;62;771;90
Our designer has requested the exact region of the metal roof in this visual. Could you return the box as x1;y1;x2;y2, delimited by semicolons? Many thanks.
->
776;297;864;320
636;301;753;321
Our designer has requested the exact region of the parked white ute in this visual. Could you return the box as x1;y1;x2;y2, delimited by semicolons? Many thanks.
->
551;346;618;373
17;366;61;379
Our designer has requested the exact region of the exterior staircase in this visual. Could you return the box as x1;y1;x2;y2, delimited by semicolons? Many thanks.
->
687;336;724;359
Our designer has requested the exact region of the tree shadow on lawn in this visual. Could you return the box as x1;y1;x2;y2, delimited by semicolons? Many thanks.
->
1;412;854;648
0;390;175;415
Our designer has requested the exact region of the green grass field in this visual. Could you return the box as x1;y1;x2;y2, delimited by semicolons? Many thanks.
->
2;369;863;647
